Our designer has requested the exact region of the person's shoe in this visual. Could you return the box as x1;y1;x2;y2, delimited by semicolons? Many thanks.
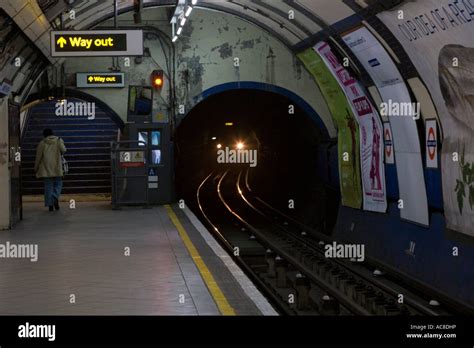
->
54;198;60;211
48;206;54;212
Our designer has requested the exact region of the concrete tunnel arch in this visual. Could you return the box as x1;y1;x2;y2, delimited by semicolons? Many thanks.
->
174;81;336;231
183;81;331;141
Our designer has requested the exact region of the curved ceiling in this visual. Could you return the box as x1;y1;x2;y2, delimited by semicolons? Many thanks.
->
1;0;388;67
52;0;356;46
0;0;381;103
28;0;361;57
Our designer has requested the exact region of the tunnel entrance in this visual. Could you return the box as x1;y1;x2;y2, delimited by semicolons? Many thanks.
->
175;88;339;234
21;95;123;196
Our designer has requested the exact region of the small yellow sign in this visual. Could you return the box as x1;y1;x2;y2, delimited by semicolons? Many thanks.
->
76;72;124;88
87;75;118;83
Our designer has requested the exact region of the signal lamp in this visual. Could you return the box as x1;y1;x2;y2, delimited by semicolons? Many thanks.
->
151;70;164;91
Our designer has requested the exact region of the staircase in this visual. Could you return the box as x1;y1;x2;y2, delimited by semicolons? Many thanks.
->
21;98;120;195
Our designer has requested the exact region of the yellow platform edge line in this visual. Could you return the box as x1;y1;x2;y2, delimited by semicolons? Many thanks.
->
165;204;236;316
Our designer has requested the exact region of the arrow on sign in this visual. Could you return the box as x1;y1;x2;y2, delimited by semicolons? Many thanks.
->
88;76;93;82
57;37;67;48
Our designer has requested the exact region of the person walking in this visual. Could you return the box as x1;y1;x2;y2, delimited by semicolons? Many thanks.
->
34;129;67;211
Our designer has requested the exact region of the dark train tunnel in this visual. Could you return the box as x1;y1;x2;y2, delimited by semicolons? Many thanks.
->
175;88;339;235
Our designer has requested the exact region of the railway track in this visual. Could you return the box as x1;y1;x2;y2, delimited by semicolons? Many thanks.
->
195;168;474;316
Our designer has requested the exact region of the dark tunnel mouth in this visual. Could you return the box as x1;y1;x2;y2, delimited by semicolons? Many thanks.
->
186;82;331;141
175;87;340;234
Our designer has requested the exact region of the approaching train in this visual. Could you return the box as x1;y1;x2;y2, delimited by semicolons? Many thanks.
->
209;123;261;169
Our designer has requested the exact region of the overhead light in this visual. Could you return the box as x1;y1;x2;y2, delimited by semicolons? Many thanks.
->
170;0;187;24
225;122;233;126
170;0;194;39
211;136;217;140
172;35;178;42
177;27;183;35
236;142;244;150
185;6;193;17
217;144;222;149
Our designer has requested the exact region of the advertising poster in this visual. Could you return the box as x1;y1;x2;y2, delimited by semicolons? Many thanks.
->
378;0;474;234
343;26;429;226
298;48;362;209
315;41;387;213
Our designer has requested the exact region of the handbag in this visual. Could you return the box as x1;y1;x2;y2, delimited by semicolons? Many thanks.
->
61;154;69;175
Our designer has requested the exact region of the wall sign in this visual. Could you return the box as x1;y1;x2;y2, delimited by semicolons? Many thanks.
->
426;119;438;169
76;73;125;88
383;122;395;165
51;30;143;57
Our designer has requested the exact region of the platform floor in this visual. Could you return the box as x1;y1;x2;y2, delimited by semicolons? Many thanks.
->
0;201;276;315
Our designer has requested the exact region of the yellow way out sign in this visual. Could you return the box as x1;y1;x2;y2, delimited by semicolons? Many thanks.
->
76;73;125;88
51;30;143;57
57;36;114;49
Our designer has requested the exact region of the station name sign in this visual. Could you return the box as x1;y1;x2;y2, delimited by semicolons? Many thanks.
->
76;72;125;88
51;30;143;57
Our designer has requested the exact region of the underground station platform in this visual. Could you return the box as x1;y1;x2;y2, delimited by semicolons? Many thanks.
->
3;0;474;345
0;200;276;316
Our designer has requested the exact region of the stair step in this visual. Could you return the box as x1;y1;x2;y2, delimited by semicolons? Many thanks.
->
25;131;117;136
22;147;111;154
27;115;114;119
23;173;110;179
23;135;117;140
26;120;116;125
21;141;114;148
23;187;111;194
22;180;110;188
22;166;111;173
24;155;110;161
